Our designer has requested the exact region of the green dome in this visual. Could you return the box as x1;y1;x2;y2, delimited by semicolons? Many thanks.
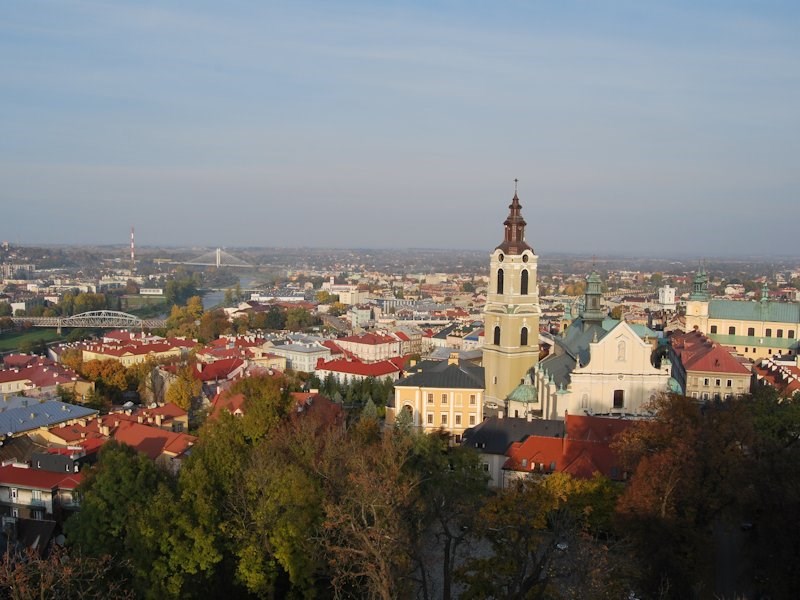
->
507;382;537;404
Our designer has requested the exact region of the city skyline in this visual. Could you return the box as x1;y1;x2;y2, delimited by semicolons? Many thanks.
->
2;1;798;255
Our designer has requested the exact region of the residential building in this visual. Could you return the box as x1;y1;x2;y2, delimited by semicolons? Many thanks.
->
0;464;81;522
388;354;484;442
268;341;331;373
669;330;752;400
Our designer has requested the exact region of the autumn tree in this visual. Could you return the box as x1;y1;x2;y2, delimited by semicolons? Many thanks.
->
165;364;202;411
613;394;754;597
317;429;422;600
0;546;134;600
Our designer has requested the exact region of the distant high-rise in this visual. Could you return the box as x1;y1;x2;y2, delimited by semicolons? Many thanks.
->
481;184;541;416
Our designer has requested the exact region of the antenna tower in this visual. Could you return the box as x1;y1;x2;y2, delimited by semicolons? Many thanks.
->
130;226;136;272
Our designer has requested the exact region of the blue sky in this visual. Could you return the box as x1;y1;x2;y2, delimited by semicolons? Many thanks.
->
1;1;798;256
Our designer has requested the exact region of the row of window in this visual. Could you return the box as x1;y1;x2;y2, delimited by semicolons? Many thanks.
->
710;325;795;339
496;268;530;295
691;392;739;400
697;377;735;387
492;326;529;346
426;413;477;426
426;393;478;405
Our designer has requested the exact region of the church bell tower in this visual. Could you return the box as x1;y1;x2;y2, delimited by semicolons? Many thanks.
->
482;183;541;416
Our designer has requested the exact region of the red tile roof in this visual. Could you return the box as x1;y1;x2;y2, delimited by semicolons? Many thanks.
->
210;390;247;419
112;421;196;460
315;357;403;377
671;331;751;375
195;358;245;382
0;465;83;490
503;414;634;481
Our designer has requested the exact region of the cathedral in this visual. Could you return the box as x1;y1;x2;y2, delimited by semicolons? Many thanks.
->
481;188;671;421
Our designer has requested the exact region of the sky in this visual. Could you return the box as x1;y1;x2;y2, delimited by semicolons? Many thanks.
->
1;1;798;256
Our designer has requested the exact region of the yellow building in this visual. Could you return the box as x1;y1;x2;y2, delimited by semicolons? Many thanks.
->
82;341;182;367
387;353;484;442
685;273;799;362
482;187;541;415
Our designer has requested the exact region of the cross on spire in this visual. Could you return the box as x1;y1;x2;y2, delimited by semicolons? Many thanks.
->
514;178;518;195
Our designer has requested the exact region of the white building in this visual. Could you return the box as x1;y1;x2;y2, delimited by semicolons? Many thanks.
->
658;285;677;311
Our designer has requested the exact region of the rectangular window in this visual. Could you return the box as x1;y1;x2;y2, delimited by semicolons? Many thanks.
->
704;378;710;386
427;414;433;424
777;329;784;338
469;415;476;426
427;393;433;404
482;463;489;472
441;414;448;425
613;390;624;409
455;414;462;425
766;329;772;337
728;326;736;335
727;379;733;387
441;393;448;405
32;510;43;520
469;394;476;405
691;392;699;398
715;379;721;386
32;490;42;502
790;331;796;339
748;327;755;336
710;325;718;334
10;488;17;501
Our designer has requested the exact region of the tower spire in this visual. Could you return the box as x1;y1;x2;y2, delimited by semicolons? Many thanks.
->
496;182;532;255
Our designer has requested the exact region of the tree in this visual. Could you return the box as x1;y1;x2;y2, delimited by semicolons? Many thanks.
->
165;365;202;411
65;442;168;559
613;394;754;597
461;281;476;293
0;546;135;600
318;430;422;600
0;302;11;317
411;432;489;599
456;475;628;600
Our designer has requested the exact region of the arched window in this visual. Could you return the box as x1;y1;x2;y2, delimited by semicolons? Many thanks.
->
521;270;529;295
493;326;501;346
520;327;528;346
497;269;504;294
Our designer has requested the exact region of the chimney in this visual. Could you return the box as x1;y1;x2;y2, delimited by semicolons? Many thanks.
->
155;414;163;426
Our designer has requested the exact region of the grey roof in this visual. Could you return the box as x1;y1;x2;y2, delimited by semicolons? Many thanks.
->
426;347;483;362
0;401;97;438
0;396;46;412
462;417;564;455
0;435;48;464
539;352;577;387
432;323;460;340
396;360;484;390
559;318;608;365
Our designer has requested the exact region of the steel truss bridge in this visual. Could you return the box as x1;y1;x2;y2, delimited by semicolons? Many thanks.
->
10;310;168;332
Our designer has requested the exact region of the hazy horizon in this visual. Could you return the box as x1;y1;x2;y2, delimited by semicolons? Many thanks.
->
2;2;798;255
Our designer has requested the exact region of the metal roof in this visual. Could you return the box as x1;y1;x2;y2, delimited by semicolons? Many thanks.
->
0;400;97;438
709;299;800;324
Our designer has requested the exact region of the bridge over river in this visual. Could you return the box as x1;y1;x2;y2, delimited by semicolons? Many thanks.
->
10;310;168;333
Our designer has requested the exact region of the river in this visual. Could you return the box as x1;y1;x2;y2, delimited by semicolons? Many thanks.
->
201;274;260;311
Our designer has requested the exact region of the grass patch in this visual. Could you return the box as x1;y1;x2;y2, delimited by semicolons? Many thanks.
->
0;328;65;352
